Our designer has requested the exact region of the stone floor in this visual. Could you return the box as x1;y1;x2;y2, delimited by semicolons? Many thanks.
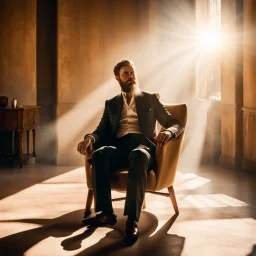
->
0;164;255;256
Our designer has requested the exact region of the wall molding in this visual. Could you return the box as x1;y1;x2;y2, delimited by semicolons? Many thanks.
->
221;103;243;112
242;107;256;115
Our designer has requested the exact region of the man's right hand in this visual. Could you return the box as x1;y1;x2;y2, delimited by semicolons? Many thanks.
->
77;136;93;156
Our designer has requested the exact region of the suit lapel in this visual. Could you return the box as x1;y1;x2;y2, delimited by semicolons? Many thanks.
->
110;94;123;132
135;91;145;131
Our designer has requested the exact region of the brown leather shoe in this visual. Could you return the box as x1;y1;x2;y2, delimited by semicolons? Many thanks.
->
124;220;139;244
82;212;117;226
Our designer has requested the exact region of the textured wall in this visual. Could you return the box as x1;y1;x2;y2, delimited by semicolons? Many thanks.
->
57;0;148;103
0;0;36;106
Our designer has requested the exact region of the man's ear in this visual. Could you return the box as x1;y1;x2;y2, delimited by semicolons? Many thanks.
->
115;76;120;82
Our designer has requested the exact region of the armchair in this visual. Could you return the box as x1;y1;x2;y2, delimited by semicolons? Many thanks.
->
84;103;187;217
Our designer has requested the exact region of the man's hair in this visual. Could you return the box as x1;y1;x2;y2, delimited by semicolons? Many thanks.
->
113;60;134;76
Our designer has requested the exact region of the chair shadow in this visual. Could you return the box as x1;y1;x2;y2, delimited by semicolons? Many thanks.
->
65;209;185;256
0;209;185;256
0;210;85;256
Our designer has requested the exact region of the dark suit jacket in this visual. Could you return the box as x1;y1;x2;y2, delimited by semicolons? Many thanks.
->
85;90;183;149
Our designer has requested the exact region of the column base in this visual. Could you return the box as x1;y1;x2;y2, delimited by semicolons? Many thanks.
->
220;154;241;169
242;158;256;172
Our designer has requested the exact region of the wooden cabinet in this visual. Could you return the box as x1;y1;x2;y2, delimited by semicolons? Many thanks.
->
0;106;40;167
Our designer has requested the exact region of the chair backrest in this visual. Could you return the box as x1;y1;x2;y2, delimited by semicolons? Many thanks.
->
154;103;187;191
163;104;187;128
156;93;187;129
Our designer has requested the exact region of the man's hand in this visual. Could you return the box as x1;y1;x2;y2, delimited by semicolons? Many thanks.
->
77;136;93;156
154;130;173;149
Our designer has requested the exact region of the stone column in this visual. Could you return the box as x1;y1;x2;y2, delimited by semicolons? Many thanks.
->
36;0;57;163
242;0;256;171
220;0;243;168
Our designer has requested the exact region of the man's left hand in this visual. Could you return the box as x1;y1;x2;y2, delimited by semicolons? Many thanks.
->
154;130;174;149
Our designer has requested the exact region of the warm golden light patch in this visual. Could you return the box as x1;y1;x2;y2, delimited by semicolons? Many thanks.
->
197;28;221;51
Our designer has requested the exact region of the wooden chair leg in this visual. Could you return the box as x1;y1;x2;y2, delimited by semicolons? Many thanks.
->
142;196;146;209
168;186;179;214
84;189;94;218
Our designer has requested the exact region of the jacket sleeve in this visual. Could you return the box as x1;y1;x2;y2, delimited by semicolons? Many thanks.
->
152;94;184;138
84;100;111;143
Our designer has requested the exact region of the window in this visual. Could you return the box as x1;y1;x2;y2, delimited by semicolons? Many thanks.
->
196;0;221;100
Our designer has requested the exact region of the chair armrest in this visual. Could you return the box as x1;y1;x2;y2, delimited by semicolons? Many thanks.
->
154;134;184;191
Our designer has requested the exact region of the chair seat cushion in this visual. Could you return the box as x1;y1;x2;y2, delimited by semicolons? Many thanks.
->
87;166;157;192
111;168;157;191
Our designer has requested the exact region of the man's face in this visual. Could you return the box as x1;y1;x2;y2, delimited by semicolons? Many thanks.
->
116;65;137;93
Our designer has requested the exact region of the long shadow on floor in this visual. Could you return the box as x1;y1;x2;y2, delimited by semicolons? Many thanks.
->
0;209;84;255
65;209;184;256
0;209;185;256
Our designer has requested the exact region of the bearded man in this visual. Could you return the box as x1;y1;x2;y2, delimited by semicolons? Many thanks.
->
77;59;183;244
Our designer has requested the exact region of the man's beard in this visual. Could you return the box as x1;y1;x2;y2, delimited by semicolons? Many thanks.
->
119;79;137;93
